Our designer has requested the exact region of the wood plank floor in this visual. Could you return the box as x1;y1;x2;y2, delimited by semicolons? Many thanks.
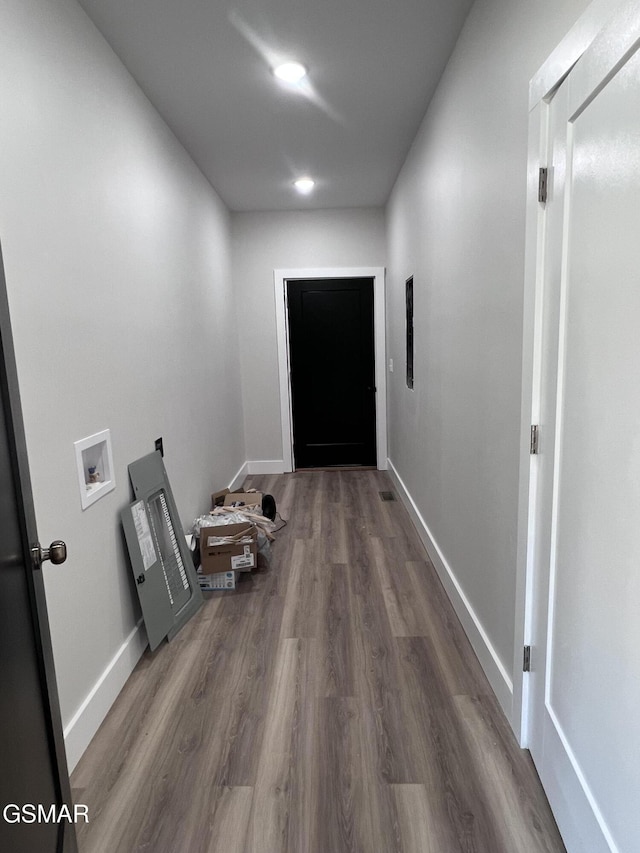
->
71;470;565;853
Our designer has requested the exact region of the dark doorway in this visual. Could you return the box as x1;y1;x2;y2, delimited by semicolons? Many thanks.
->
0;243;77;853
287;277;376;468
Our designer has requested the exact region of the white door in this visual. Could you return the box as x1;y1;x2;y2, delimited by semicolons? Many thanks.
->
529;5;640;852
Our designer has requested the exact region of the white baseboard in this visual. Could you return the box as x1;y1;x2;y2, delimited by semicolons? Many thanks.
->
63;620;147;773
387;459;514;719
228;461;249;491
541;708;616;853
246;460;286;475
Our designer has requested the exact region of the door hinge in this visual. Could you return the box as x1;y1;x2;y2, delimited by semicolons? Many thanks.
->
538;167;548;204
523;645;531;673
530;424;539;455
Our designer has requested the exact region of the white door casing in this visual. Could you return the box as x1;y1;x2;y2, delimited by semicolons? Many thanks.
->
515;0;631;745
274;267;387;472
518;2;640;851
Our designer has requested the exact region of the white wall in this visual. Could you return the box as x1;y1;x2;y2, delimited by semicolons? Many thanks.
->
386;0;591;720
232;209;386;464
0;0;244;769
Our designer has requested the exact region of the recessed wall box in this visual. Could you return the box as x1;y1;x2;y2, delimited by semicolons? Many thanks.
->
74;429;115;510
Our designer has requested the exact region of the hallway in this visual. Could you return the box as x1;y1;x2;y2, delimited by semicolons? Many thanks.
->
71;471;564;852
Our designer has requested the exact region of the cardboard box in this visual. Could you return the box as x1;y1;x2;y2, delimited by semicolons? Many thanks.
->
199;522;258;574
211;488;230;509
198;569;239;591
223;491;263;509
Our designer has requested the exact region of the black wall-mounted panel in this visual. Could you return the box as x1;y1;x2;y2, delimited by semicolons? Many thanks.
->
406;276;414;390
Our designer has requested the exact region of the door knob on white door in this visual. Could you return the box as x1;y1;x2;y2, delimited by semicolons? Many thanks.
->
31;540;67;568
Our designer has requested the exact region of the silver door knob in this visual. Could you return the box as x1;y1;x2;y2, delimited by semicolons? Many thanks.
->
32;540;67;568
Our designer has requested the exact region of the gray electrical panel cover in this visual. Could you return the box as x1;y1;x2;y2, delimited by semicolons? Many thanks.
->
121;451;203;651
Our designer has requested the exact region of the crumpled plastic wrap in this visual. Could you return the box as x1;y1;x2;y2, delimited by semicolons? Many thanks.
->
210;506;277;540
193;511;255;534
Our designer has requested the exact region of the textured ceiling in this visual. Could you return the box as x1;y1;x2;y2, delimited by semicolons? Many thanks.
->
77;0;473;211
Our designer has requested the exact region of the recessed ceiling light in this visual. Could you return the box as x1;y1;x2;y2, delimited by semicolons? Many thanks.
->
273;61;308;84
294;177;315;194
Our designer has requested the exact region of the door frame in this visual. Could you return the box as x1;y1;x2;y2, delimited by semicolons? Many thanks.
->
274;267;387;472
516;6;640;847
514;0;629;742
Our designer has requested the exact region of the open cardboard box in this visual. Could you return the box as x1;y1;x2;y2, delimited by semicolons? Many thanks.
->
199;521;258;574
223;491;263;509
211;488;230;509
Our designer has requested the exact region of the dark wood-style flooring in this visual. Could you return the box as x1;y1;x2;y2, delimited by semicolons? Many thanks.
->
71;470;565;853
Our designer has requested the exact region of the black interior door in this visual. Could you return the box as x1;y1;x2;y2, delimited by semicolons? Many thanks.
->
287;277;376;468
0;244;77;853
